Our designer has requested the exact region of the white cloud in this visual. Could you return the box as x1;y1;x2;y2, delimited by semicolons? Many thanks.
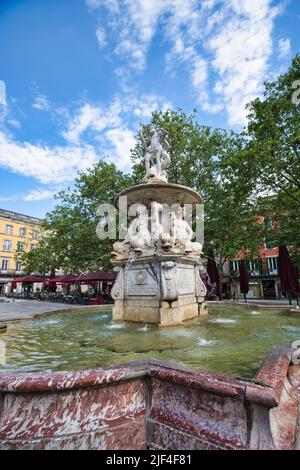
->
0;80;6;107
0;130;99;184
7;119;21;128
33;94;50;111
208;0;280;125
23;188;57;201
62;93;171;145
61;99;122;145
86;0;283;126
96;27;107;48
131;94;172;118
105;128;135;168
0;188;57;202
0;89;172;183
278;37;291;59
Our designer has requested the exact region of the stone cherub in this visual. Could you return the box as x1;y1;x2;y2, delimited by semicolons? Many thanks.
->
140;126;171;183
112;205;152;257
164;206;202;256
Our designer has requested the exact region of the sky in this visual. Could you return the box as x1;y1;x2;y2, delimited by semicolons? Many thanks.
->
0;0;299;218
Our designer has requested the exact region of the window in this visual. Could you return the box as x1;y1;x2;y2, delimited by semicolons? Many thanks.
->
248;260;259;274
30;244;37;250
32;230;39;240
17;242;25;252
232;260;240;272
16;260;22;271
19;227;26;237
1;259;9;270
266;256;278;273
263;217;272;229
3;240;12;251
5;224;13;235
265;241;275;249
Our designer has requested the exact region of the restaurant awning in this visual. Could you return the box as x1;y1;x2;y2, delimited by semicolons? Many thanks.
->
14;275;45;283
53;274;78;284
78;271;116;282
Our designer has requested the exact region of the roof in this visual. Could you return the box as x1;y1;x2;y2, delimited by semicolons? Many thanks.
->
0;208;43;225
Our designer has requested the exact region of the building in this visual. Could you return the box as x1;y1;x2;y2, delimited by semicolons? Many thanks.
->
0;208;42;295
218;216;284;300
223;246;281;300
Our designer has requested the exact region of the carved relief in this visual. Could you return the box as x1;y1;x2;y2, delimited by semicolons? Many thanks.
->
136;269;147;285
195;266;207;300
111;266;125;300
161;261;178;301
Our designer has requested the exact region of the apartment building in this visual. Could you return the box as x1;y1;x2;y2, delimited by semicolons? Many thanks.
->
0;208;42;294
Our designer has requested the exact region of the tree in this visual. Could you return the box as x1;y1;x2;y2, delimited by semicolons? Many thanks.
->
132;110;263;270
21;110;266;276
245;55;300;204
21;160;133;274
224;55;300;263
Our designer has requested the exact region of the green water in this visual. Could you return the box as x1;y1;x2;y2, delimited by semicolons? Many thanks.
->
0;305;300;378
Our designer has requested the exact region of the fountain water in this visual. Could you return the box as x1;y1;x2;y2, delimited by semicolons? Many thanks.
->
111;126;207;325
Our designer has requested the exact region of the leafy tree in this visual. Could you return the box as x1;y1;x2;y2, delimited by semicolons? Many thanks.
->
132;110;263;269
245;55;300;204
224;55;300;263
21;160;133;274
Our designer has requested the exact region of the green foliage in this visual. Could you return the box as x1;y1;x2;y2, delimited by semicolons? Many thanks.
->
132;110;263;266
21;160;133;274
21;57;300;274
242;56;299;263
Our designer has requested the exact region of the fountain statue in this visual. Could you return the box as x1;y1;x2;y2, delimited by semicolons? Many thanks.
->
111;125;207;325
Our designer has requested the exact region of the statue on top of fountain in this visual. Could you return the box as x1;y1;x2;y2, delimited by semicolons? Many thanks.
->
140;126;171;183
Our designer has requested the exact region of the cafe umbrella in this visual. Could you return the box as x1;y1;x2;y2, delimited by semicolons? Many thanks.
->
206;255;221;300
239;260;249;303
278;245;296;306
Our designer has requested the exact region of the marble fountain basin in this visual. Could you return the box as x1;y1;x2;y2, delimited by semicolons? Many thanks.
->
0;304;300;450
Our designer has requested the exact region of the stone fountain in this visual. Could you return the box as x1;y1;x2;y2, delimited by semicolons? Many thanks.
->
111;126;207;326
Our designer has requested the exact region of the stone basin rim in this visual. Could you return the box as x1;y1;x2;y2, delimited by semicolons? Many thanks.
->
115;182;203;208
0;346;293;408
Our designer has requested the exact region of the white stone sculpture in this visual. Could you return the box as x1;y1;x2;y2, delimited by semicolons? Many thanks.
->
112;205;152;257
170;206;202;256
150;201;163;242
126;205;152;252
141;126;171;183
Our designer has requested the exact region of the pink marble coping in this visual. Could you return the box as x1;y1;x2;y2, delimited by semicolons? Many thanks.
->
0;346;299;450
0;346;292;398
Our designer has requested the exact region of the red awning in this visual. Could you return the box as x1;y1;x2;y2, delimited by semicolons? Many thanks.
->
77;271;116;282
54;274;79;284
15;275;45;283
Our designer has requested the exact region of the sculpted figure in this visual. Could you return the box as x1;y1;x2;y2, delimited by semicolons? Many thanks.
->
150;201;163;242
125;205;151;253
140;126;171;182
170;206;202;256
158;128;171;179
112;205;151;256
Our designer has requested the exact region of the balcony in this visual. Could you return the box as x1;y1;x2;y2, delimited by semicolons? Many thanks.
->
0;269;24;276
229;269;278;279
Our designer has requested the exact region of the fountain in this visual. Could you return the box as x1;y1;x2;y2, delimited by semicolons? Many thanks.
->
1;127;300;451
111;126;207;325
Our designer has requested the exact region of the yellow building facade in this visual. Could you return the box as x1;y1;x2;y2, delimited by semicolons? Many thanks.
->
0;208;42;294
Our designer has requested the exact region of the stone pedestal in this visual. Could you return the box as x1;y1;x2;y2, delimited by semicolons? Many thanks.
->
111;254;207;326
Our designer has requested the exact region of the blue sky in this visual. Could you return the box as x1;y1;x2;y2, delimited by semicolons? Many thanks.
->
0;0;299;218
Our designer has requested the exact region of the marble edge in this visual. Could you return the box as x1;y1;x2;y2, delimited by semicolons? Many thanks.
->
0;349;294;404
245;345;293;407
